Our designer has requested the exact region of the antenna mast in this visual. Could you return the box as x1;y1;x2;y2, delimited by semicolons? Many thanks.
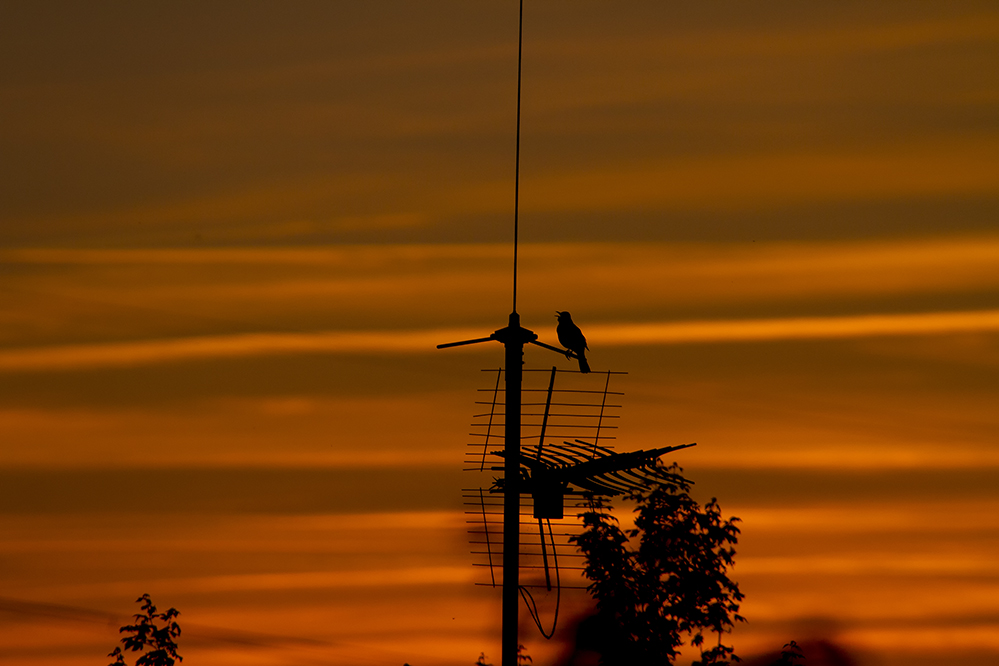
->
512;0;523;314
437;5;621;666
439;8;701;666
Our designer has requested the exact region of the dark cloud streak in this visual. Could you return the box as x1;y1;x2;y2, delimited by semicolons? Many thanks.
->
0;467;467;514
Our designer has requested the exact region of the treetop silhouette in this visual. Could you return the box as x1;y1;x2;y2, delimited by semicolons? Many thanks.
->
107;594;182;666
569;464;744;666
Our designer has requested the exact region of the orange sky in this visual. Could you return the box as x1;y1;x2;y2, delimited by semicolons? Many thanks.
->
2;2;998;665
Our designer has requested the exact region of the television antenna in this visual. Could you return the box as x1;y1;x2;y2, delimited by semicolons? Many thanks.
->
436;4;695;665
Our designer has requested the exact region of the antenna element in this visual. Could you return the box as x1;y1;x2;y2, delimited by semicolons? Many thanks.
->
512;0;524;314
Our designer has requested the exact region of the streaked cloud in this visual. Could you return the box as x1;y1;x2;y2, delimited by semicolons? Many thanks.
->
732;501;999;533
0;329;474;371
33;566;476;600
741;553;999;576
455;139;999;214
4;237;997;351
1;309;997;372
685;441;999;471
592;309;999;345
2;4;998;666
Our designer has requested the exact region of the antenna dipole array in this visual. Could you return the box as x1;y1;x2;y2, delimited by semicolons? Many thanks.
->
441;325;694;666
463;368;627;594
463;368;694;588
466;368;624;474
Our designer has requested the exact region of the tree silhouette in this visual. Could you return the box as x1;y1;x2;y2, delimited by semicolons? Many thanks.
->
569;463;744;665
771;641;804;665
107;594;182;666
473;644;530;666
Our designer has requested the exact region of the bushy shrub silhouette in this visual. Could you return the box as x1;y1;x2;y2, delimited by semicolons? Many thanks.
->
569;463;744;665
772;640;804;665
473;644;530;666
107;594;182;666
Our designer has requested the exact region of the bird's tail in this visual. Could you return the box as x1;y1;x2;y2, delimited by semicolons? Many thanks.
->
577;352;590;374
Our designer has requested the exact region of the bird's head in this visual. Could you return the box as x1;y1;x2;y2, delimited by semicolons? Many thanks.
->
556;311;573;323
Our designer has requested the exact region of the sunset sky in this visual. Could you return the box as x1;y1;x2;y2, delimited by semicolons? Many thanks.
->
2;2;998;665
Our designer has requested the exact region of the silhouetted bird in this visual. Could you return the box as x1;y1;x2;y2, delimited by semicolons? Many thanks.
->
556;311;590;373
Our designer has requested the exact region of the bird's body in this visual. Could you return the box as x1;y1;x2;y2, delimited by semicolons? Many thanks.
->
556;311;590;373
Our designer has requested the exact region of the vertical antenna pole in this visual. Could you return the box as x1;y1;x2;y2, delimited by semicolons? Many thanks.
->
501;312;524;666
512;0;524;314
504;5;527;664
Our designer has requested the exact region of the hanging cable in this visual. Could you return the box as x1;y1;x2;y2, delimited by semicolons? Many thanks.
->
519;518;561;640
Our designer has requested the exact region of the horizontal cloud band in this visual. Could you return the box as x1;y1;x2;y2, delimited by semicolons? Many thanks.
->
1;309;998;372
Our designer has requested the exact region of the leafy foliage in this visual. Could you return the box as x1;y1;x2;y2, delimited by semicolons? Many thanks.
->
472;643;530;665
569;463;744;666
771;640;804;665
107;594;182;666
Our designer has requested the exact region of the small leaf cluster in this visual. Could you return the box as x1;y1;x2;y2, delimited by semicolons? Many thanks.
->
107;594;182;666
472;643;530;666
771;640;804;665
570;463;745;666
